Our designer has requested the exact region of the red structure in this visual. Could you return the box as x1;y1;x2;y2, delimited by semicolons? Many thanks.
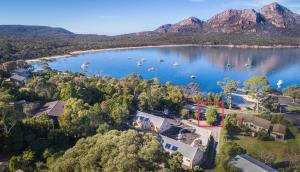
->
197;99;225;128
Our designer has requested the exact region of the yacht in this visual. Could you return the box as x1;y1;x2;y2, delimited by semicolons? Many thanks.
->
137;61;143;66
81;63;89;70
173;62;180;67
148;67;155;72
190;75;196;79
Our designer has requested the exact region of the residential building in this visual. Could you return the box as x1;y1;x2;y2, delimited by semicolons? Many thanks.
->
9;74;27;86
133;111;172;133
236;114;271;133
271;124;286;141
160;134;205;169
36;101;65;119
133;111;211;169
229;154;278;172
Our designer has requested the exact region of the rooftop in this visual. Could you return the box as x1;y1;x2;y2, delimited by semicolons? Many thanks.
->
37;101;65;117
236;114;271;130
229;154;278;172
160;134;204;161
272;124;286;134
10;74;26;82
161;125;199;145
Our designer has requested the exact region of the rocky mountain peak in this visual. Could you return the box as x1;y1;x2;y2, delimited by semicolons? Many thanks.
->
260;2;300;28
155;17;204;33
207;9;265;33
177;17;203;26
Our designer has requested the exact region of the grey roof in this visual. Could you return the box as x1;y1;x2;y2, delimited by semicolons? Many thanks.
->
38;101;65;117
160;134;204;161
237;114;271;130
229;154;278;172
136;111;168;129
272;124;286;134
10;74;26;82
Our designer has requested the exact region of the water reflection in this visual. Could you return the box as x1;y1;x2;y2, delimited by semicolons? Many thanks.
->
157;47;300;75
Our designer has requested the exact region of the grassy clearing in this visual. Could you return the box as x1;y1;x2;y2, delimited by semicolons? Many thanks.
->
234;136;300;163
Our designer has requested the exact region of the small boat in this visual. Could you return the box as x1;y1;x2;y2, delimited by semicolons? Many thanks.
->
159;59;164;62
137;61;143;66
245;63;250;67
173;62;180;67
190;75;196;79
227;63;231;67
128;57;132;59
81;63;89;70
277;80;283;88
141;58;146;62
148;67;155;72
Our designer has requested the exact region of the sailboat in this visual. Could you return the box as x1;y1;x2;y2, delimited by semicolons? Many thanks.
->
81;62;89;70
173;62;180;67
137;61;143;67
148;67;155;72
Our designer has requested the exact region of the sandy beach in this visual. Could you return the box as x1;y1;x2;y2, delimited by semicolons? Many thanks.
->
25;44;300;63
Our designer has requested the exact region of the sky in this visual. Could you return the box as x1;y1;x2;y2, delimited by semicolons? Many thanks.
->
1;0;300;35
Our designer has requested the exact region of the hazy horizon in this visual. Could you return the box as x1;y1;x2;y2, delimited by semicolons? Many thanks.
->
1;0;300;36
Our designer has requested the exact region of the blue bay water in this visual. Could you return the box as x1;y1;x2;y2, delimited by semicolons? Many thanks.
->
33;46;300;92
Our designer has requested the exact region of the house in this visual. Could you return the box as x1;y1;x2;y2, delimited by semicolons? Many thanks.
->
13;68;30;78
36;101;65;119
133;111;172;133
133;111;211;169
160;134;205;169
236;114;271;133
229;154;278;172
9;74;27;86
271;124;286;141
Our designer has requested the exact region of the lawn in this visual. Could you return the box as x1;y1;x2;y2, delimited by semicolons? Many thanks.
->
234;136;300;163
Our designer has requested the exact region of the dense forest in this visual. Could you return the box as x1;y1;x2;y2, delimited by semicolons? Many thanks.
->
1;25;300;63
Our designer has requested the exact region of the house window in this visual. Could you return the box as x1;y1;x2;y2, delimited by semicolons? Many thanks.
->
171;146;178;151
165;143;171;149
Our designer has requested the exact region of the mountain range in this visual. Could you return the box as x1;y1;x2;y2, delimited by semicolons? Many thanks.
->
1;2;300;62
153;2;300;35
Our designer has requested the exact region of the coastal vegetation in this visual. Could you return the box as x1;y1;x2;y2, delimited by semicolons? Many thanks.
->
0;62;300;171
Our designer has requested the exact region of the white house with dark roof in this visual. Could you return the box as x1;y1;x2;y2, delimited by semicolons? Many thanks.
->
160;135;205;169
133;111;172;133
133;111;211;169
229;154;278;172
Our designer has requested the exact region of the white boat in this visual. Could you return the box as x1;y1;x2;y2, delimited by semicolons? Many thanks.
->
190;75;196;79
81;63;89;70
227;63;231;67
137;61;143;66
173;62;180;67
141;58;146;62
277;80;283;88
148;67;155;72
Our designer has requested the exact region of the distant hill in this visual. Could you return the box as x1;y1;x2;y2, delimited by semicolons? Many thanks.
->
0;2;300;63
154;2;300;35
155;17;204;33
0;25;74;38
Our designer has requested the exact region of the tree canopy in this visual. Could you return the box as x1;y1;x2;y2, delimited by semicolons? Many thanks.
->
49;130;166;172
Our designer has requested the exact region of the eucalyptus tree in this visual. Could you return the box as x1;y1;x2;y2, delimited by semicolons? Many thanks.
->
217;78;240;109
243;76;271;111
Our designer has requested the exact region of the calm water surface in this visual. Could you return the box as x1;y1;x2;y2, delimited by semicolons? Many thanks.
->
33;46;300;92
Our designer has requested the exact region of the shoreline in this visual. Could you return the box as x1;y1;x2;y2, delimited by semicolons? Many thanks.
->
26;44;300;63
